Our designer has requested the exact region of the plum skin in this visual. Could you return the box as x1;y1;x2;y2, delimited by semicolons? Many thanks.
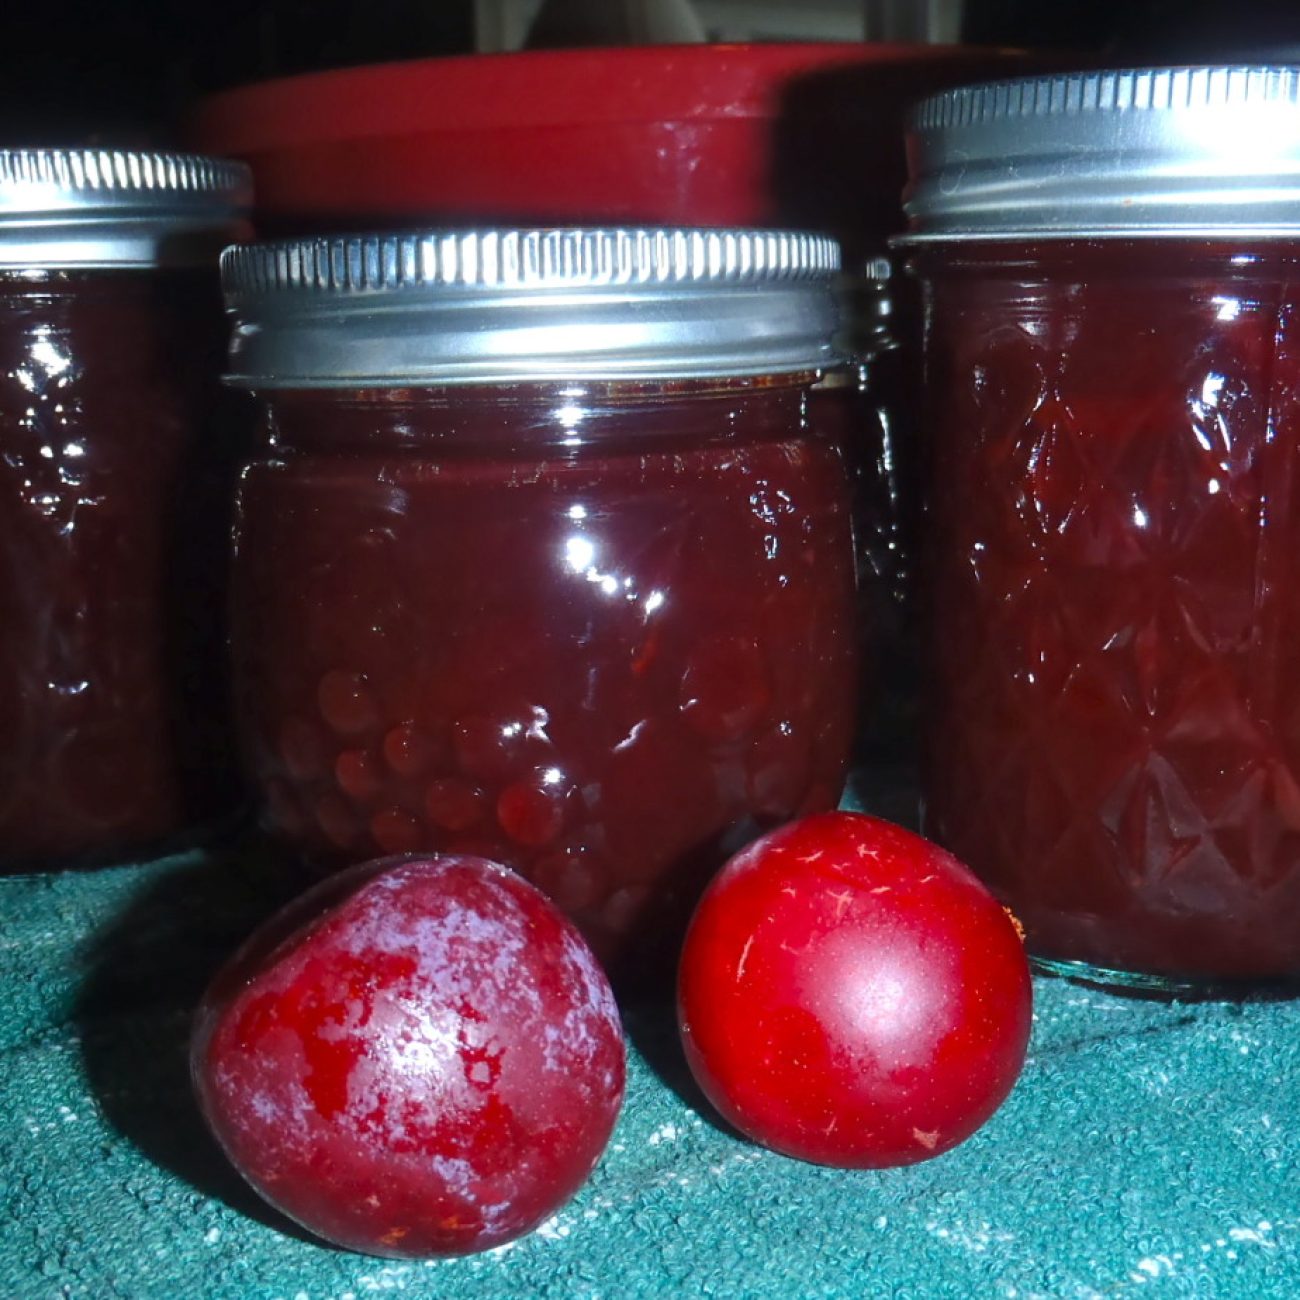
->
191;854;626;1257
677;812;1032;1168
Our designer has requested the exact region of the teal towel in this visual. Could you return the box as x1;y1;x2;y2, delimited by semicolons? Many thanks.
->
2;805;1298;1298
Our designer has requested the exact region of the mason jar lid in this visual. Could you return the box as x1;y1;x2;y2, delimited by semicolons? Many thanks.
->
901;66;1300;242
0;149;252;268
221;227;844;387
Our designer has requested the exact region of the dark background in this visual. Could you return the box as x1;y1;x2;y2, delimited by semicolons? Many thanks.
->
3;0;1300;145
0;0;477;143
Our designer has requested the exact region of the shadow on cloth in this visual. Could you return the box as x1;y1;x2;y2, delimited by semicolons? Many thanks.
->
619;995;741;1141
73;835;317;1239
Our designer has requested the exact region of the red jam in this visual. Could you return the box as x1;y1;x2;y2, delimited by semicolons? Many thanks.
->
0;270;242;868
232;378;858;980
814;349;919;761
917;242;1300;983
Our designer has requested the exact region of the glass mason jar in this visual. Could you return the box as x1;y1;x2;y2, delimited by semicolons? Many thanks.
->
0;150;250;871
903;67;1300;988
222;228;860;983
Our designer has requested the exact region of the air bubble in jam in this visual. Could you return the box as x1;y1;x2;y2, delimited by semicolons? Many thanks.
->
497;771;569;847
335;749;381;802
318;671;378;736
425;778;486;833
382;722;433;777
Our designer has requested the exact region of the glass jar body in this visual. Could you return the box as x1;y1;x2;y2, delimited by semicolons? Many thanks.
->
915;240;1300;986
0;270;242;869
232;378;858;981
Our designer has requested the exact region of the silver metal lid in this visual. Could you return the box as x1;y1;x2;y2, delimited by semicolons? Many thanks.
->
0;149;252;268
221;228;844;387
902;66;1300;242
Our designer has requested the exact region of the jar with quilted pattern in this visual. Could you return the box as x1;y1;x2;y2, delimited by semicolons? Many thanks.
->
903;68;1300;986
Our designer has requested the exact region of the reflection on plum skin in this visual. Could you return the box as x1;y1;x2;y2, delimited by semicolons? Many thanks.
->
233;378;859;986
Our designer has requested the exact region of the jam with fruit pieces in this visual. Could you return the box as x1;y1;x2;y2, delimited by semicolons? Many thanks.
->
223;229;860;981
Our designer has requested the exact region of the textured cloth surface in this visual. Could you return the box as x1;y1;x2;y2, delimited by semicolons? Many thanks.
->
2;802;1300;1299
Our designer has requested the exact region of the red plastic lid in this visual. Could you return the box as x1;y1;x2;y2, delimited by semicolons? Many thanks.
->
198;44;994;146
193;43;1031;252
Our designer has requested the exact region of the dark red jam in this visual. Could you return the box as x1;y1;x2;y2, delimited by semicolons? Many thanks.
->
232;377;858;980
814;346;919;763
917;241;1300;983
0;270;242;869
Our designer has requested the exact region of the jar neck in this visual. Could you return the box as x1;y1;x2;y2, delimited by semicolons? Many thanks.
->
253;374;822;455
904;238;1300;280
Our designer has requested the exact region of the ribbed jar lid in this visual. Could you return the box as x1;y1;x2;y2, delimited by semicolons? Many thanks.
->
221;227;844;386
902;66;1300;242
0;149;252;268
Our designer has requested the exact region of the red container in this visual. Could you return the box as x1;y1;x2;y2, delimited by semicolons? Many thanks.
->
193;43;1026;256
